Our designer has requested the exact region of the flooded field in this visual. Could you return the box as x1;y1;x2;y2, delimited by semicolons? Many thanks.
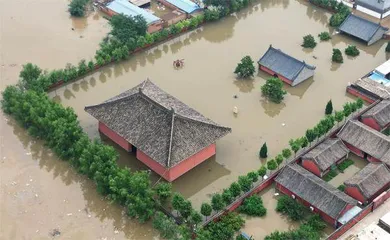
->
1;0;388;239
329;154;368;188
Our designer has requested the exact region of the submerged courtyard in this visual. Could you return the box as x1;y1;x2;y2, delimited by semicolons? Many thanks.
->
2;0;389;239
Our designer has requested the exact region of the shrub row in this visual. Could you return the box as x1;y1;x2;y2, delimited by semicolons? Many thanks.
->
337;159;354;172
323;169;338;182
309;0;351;27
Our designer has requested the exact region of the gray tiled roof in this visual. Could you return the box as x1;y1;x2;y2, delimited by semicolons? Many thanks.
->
362;99;390;128
338;14;388;42
258;45;316;81
302;138;349;172
275;164;357;219
345;163;390;200
337;120;390;161
356;0;390;14
85;79;231;168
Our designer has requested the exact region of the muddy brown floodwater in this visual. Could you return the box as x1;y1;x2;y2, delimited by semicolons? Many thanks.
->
1;0;388;239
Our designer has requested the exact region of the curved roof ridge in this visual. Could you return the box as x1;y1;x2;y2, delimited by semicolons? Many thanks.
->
173;112;231;130
166;109;175;168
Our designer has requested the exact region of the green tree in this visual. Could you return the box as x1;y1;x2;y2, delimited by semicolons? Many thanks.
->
343;102;352;118
261;77;287;103
325;100;333;115
234;56;255;78
334;110;344;124
305;129;316;143
282;148;292;160
345;45;360;56
68;0;88;17
259;142;268;158
211;193;225;211
222;189;234;205
190;210;203;226
137;36;147;48
172;193;185;212
386;42;390;52
356;98;364;109
238;175;252;192
247;171;259;183
229;182;242;197
154;182;172;204
318;32;331;41
200;203;212;219
238;195;267;217
78;59;88;75
299;136;309;148
152;211;179;239
109;14;147;44
88;60;94;70
19;63;42;90
276;195;306;221
205;213;245;240
302;34;317;48
258;166;267;180
332;48;343;63
275;154;284;169
267;159;277;171
289;139;300;155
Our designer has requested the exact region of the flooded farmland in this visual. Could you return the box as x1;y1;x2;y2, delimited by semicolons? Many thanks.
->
1;0;388;239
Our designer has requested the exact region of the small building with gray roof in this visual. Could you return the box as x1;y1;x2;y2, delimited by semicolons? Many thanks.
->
344;163;390;204
338;14;388;46
301;138;350;177
361;99;390;132
85;79;231;182
275;164;360;227
258;45;316;86
355;0;390;18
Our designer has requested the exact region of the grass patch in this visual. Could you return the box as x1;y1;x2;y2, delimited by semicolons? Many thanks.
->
383;128;390;136
337;159;354;172
238;195;267;217
323;169;338;182
337;184;346;192
276;195;306;221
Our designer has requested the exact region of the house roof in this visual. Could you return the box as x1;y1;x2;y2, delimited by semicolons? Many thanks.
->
258;45;316;82
338;14;388;43
337;120;390;161
107;0;160;24
301;138;349;172
275;164;357;219
345;163;390;200
361;99;390;128
164;0;201;14
356;0;390;14
85;79;231;168
353;78;390;99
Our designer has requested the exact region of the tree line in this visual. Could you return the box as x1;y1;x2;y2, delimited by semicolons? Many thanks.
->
309;0;351;27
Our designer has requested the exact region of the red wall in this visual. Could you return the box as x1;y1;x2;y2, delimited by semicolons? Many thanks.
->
137;144;216;182
373;190;390;210
367;155;381;163
99;122;132;151
361;117;381;131
259;65;293;85
345;186;365;203
344;142;364;158
302;159;322;177
276;183;338;227
346;87;376;104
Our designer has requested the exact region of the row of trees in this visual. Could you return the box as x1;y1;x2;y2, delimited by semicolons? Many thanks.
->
309;0;351;27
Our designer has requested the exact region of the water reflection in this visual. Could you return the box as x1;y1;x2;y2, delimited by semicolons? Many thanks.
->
285;77;314;98
260;99;286;117
330;34;385;56
233;79;255;93
260;0;289;11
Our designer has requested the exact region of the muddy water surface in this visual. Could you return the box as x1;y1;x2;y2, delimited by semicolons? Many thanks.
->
1;0;388;239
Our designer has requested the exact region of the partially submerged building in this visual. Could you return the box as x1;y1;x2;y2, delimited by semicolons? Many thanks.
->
275;164;360;227
338;14;388;46
99;0;163;33
157;0;202;16
361;99;390;132
85;79;231;182
347;78;390;103
301;138;349;177
354;0;390;19
129;0;151;8
337;120;390;164
258;45;316;86
344;163;390;204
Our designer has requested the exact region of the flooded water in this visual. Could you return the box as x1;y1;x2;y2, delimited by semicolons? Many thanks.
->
1;0;388;239
328;154;368;188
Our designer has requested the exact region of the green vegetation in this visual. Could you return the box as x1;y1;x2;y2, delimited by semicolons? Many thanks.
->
265;215;327;240
337;159;354;172
332;48;343;63
198;213;245;240
345;45;360;57
386;42;390;53
318;32;331;41
325;100;333;115
258;166;267;180
267;159;278;171
211;193;225;211
338;184;346;192
238;175;253;192
201;202;212;219
153;211;180;239
234;56;256;78
302;34;317;48
323;169;338;182
239;195;267;217
259;142;268;158
276;195;306;221
154;182;172;204
261;77;287;104
311;0;352;27
384;128;390;136
69;0;89;17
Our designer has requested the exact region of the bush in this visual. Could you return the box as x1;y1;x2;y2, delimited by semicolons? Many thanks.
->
204;213;245;240
204;8;221;22
69;0;89;17
323;169;338;182
238;195;267;217
338;184;346;192
276;195;306;221
337;159;354;172
302;34;317;48
154;182;172;203
345;45;360;57
234;56;256;78
332;48;343;63
261;77;287;104
318;32;331;41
